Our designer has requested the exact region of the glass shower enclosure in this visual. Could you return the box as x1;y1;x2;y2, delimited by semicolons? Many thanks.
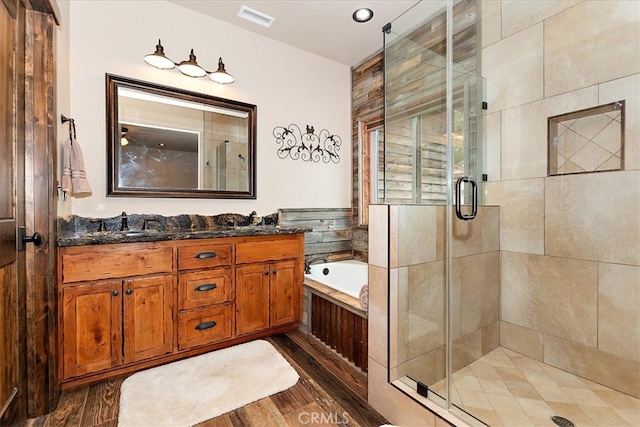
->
382;1;640;426
383;0;493;425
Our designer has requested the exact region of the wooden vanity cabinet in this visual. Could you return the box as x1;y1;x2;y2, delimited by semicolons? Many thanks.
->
177;242;234;350
58;233;304;389
59;243;175;380
235;238;303;336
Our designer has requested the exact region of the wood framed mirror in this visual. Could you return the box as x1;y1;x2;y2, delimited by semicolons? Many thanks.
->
106;74;257;198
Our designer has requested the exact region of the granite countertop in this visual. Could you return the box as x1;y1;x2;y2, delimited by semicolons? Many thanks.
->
56;213;311;247
57;225;312;247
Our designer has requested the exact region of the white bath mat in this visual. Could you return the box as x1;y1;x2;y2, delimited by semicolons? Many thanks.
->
118;339;299;426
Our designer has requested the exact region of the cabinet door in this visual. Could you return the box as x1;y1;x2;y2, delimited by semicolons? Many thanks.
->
235;264;270;335
269;260;301;327
123;275;173;363
62;281;122;379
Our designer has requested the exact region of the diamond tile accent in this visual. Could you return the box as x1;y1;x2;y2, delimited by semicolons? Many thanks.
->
548;101;624;175
432;347;640;426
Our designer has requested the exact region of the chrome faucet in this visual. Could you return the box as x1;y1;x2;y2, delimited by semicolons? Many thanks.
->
120;211;128;231
304;257;328;274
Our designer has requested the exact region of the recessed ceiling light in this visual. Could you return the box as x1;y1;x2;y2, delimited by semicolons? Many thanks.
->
352;8;373;23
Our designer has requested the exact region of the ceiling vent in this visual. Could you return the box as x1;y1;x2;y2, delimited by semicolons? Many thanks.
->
238;5;275;28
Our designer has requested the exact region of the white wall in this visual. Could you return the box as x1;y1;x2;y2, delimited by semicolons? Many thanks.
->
57;0;352;218
55;0;71;218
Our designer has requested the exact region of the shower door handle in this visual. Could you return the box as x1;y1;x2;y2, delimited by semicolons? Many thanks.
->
455;177;478;221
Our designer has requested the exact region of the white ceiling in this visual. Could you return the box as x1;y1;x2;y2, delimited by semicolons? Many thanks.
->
167;1;421;66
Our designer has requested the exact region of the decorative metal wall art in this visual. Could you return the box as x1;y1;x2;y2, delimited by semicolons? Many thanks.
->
273;124;341;163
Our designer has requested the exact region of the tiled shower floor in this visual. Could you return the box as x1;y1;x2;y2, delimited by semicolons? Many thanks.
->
430;347;639;427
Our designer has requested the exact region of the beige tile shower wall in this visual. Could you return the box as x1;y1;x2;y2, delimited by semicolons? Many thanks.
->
367;204;470;426
367;205;435;425
486;178;544;254
544;1;640;98
394;205;500;386
484;0;640;398
598;263;640;362
502;252;599;347
449;206;501;372
545;171;640;266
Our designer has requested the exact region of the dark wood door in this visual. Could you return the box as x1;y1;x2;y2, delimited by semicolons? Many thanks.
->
0;0;26;423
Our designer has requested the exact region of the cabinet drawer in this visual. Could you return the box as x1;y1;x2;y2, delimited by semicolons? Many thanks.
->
178;243;232;270
178;269;231;310
236;238;301;264
178;305;232;350
61;247;173;283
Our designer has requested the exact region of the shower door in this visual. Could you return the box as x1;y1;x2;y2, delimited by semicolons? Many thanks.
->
383;1;492;425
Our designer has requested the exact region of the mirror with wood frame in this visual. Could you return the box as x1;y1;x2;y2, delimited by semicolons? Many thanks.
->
106;74;257;198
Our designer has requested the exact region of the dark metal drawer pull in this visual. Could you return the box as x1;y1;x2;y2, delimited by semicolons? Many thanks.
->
195;252;217;259
195;321;217;331
195;283;217;292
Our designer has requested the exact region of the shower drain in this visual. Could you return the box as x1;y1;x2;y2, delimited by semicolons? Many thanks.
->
551;415;575;427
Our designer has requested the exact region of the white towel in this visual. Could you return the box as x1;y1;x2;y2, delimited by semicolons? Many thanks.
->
359;284;368;310
61;137;91;194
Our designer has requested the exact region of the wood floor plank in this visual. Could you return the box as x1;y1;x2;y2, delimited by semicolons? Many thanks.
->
266;341;353;419
22;416;47;426
286;330;368;401
230;407;253;427
283;401;342;427
80;377;123;426
44;387;88;427
269;334;388;427
196;413;235;427
242;399;287;427
32;332;386;427
269;382;315;416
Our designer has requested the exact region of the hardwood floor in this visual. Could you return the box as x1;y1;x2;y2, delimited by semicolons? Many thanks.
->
26;331;387;427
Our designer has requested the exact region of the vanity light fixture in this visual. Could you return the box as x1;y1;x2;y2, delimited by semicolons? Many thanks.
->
352;8;373;23
177;49;207;78
143;39;235;84
209;58;235;84
143;40;175;69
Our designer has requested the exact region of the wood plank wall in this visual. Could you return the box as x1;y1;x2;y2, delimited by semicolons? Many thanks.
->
350;0;478;260
278;208;353;261
351;52;384;262
311;294;368;372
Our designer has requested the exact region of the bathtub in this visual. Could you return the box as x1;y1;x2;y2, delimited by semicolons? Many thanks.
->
305;259;368;299
303;259;368;372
